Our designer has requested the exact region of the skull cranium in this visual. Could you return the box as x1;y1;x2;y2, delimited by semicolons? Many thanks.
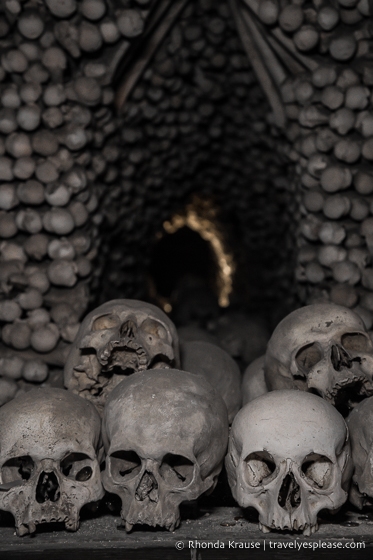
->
102;369;228;531
64;299;180;413
226;390;352;536
180;340;241;423
265;304;373;411
0;388;104;536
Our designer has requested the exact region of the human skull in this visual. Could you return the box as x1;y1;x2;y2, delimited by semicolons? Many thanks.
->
180;340;241;423
0;388;103;536
346;396;373;508
242;355;267;406
226;391;352;536
265;304;373;410
64;299;180;413
212;312;269;365
102;369;228;531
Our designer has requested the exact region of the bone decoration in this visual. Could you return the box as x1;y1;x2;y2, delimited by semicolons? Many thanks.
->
347;396;373;509
226;390;352;535
0;387;104;536
264;303;373;412
64;299;180;413
180;340;241;423
102;369;229;532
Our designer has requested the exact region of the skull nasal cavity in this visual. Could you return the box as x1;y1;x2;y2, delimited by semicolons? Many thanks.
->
120;320;137;339
331;344;352;372
136;471;158;502
36;471;60;503
278;473;300;511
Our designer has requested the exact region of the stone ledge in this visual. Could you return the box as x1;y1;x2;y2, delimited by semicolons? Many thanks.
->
0;507;372;559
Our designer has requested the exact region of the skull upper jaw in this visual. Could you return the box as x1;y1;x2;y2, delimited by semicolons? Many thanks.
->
349;482;366;509
73;357;176;416
122;494;182;532
118;478;215;532
349;447;373;509
102;458;213;532
265;305;373;411
306;357;373;410
69;324;177;413
266;352;373;413
0;461;103;536
227;454;348;536
349;480;373;509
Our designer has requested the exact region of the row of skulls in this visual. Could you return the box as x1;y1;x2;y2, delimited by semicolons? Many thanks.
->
1;299;373;536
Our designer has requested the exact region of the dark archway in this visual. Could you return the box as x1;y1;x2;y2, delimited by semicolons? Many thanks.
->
149;226;218;303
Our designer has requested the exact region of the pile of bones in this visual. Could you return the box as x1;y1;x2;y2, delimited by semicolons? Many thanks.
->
1;298;373;538
1;0;373;544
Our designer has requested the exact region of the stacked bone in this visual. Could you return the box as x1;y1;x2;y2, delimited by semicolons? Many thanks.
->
0;0;150;402
255;0;373;327
101;0;296;310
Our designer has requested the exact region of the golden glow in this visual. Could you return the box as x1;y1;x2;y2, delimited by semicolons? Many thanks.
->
163;196;235;307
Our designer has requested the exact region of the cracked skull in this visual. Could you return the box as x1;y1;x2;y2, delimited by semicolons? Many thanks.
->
226;390;352;536
64;299;180;413
0;388;103;536
265;304;373;409
102;369;228;531
347;396;373;509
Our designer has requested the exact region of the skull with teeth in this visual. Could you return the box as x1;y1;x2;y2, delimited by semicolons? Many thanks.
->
264;304;373;411
102;369;229;532
226;391;352;536
0;388;104;536
346;396;373;509
64;299;180;414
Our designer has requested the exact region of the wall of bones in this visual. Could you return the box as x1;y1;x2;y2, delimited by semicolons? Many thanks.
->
0;0;373;542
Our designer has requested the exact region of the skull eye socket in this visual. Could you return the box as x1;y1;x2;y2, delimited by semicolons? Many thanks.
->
295;343;322;373
159;453;194;487
244;452;276;487
341;333;370;353
141;318;168;341
302;454;333;489
109;450;141;481
2;455;34;484
60;453;93;482
92;314;120;331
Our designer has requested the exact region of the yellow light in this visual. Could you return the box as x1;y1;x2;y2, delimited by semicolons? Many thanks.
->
162;196;235;307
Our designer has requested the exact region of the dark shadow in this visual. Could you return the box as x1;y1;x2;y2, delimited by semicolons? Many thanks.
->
149;226;218;302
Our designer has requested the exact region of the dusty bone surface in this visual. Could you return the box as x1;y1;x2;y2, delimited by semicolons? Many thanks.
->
0;387;103;536
180;339;241;423
241;354;266;405
347;396;373;509
226;390;352;536
264;303;373;412
209;312;270;367
102;368;229;532
64;298;180;413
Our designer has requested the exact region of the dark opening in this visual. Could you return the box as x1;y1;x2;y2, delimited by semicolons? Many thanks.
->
148;226;218;302
36;471;60;504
